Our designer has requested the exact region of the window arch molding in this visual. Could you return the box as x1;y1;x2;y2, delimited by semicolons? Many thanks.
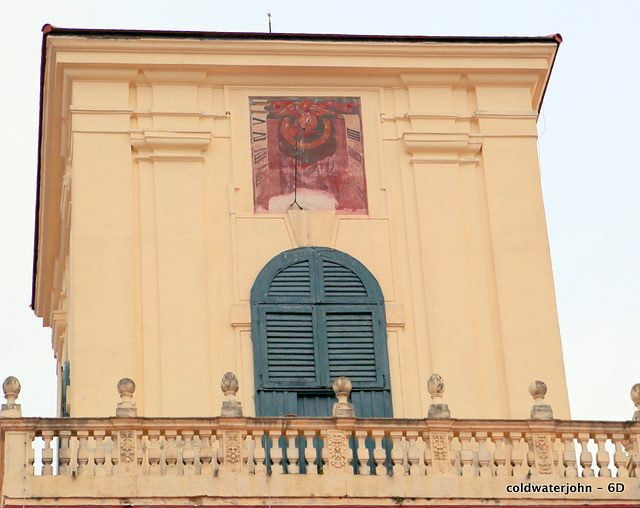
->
250;246;392;417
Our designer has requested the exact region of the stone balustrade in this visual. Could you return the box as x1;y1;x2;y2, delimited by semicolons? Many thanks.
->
0;376;639;506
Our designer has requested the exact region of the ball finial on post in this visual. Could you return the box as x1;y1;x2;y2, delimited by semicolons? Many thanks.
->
631;383;640;421
332;376;355;417
2;376;22;417
220;372;243;417
529;380;553;420
427;373;450;418
116;378;137;417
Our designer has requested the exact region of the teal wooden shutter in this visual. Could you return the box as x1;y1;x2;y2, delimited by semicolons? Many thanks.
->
321;259;368;297
262;307;318;386
267;260;312;298
252;247;392;417
324;310;379;385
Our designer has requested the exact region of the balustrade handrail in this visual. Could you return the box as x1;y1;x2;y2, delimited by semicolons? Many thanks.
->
1;416;639;434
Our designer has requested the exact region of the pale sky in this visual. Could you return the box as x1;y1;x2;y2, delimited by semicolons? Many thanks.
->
0;0;638;421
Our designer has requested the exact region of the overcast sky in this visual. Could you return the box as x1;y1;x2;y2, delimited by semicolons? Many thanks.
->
0;0;638;421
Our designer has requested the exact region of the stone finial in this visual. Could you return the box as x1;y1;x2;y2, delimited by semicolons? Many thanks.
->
220;372;243;417
529;380;553;420
332;376;355;417
631;383;640;421
427;373;450;418
2;376;22;417
116;378;137;417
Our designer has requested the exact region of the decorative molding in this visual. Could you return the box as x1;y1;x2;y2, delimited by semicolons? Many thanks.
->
230;303;251;327
474;110;538;120
402;131;482;164
131;129;211;162
385;303;406;327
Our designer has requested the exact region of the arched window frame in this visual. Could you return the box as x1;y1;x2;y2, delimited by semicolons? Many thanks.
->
250;247;392;417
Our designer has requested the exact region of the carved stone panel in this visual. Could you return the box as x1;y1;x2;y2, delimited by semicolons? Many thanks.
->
326;430;349;473
118;431;136;473
223;430;243;473
532;433;554;475
429;432;451;475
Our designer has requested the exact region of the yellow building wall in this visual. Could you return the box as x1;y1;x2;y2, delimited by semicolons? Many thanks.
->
35;35;570;420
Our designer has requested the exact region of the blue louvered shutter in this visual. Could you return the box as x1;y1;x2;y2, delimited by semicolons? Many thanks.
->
324;309;380;386
321;259;369;298
267;260;312;298
262;307;319;387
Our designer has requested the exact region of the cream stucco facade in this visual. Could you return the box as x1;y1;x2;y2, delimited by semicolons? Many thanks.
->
34;28;569;421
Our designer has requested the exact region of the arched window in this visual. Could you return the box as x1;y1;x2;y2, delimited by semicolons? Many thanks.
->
251;247;392;417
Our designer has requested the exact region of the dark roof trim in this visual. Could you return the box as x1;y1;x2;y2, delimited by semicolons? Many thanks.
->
42;24;562;45
31;25;561;310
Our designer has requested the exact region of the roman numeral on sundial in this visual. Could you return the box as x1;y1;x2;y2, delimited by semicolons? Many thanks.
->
348;147;362;162
253;147;268;164
347;128;361;141
253;131;267;142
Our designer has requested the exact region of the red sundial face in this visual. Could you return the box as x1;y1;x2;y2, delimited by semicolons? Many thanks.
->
249;97;368;215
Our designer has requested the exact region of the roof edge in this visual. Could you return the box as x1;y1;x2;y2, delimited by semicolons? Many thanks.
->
41;25;562;45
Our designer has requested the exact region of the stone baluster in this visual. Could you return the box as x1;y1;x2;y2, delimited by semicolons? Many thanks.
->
390;430;406;476
406;431;423;475
147;430;162;475
561;433;578;477
476;432;491;477
449;436;457;474
182;430;195;475
510;432;527;476
372;430;386;476
423;431;433;474
612;433;629;477
285;430;299;474
94;431;106;476
332;377;355;417
27;432;35;475
303;430;318;475
2;376;22;417
427;374;450;418
529;380;553;420
492;432;508;476
212;430;221;476
165;430;178;475
77;430;90;475
111;439;119;474
116;378;137;417
355;430;369;475
631;383;640;421
578;434;594;477
594;434;611;477
525;434;536;475
58;431;72;475
199;430;214;476
220;372;243;416
41;431;54;475
269;430;284;475
137;435;144;472
459;432;475;477
252;429;267;475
